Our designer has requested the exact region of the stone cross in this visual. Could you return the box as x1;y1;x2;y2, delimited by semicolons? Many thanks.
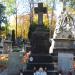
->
34;3;47;25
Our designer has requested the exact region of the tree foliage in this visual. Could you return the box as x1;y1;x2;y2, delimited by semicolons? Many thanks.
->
63;0;75;9
2;0;16;16
0;3;7;30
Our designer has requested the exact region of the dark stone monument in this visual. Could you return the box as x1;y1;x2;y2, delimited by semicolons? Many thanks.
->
23;3;58;75
30;3;51;54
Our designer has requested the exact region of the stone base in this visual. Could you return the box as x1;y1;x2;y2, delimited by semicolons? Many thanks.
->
23;53;58;75
53;38;75;54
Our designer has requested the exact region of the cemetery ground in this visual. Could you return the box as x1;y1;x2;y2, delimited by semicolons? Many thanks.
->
0;38;31;75
0;37;75;75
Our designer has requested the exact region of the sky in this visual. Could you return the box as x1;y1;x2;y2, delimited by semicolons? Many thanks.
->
17;0;47;15
16;0;63;16
17;0;30;15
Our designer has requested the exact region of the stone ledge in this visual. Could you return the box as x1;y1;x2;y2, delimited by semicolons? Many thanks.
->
54;38;75;41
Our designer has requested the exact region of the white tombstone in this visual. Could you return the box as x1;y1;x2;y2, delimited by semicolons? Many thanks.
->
49;1;75;54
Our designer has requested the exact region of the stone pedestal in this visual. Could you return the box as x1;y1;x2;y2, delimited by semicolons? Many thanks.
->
23;54;58;75
24;25;58;75
53;38;75;54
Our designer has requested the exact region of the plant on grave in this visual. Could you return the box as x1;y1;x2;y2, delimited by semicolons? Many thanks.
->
21;51;31;64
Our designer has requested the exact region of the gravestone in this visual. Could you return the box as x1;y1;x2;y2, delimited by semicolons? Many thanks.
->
50;6;75;54
49;4;75;75
23;3;58;75
3;40;12;53
8;52;23;75
11;30;15;46
49;2;75;74
0;37;4;54
30;3;51;54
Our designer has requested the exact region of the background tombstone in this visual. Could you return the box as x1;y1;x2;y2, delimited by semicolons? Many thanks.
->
3;40;12;53
8;52;23;75
0;36;4;54
11;30;15;46
30;3;51;54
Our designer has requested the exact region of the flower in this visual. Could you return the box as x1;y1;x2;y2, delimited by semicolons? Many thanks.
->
21;51;31;64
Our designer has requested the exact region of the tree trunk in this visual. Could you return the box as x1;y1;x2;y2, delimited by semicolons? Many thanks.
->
0;25;1;36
